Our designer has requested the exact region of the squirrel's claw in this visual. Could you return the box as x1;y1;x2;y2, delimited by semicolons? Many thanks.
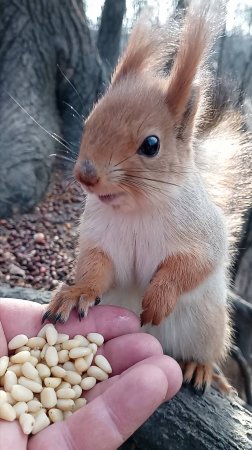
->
42;283;101;324
181;361;235;396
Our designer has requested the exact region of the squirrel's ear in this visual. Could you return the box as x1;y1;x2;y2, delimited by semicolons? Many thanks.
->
111;22;160;85
175;84;201;141
166;14;207;124
165;3;221;134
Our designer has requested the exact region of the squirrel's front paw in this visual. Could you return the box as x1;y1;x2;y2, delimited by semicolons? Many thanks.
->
141;284;177;326
42;282;101;324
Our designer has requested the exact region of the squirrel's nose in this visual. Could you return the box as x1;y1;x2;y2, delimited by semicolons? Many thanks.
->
74;159;100;186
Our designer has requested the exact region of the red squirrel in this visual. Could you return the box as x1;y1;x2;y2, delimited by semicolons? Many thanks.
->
43;1;252;393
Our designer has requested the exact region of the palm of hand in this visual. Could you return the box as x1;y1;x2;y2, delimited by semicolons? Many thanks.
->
0;299;182;450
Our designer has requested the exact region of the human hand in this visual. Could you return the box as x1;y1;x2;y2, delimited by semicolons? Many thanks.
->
0;298;182;450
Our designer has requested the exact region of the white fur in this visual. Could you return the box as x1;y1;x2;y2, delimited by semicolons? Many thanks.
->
79;172;229;362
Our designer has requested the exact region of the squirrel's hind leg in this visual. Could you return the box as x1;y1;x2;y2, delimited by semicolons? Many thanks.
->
180;361;235;396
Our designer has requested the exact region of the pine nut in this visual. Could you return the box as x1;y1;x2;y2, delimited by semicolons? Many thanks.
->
73;397;87;411
18;377;43;393
56;399;74;411
69;347;92;359
58;350;69;364
7;364;22;377
0;356;9;376
87;366;108;381
64;371;81;385
11;385;33;402
19;413;35;434
94;355;112;374
63;361;75;371
74;335;89;347
29;356;39;366
72;384;82;399
13;401;28;418
81;376;97;391
0;390;8;406
56;388;76;399
44;377;61;389
41;387;57;409
15;346;30;353
74;358;89;373
56;381;71;391
10;351;30;364
45;346;59;367
6;392;15;405
48;408;64;423
4;370;17;392
45;325;58;346
62;339;81;350
27;399;43;413
51;366;66;378
22;362;39;380
8;335;28;351
27;337;46;349
1;329;110;434
36;363;51;379
40;343;49;360
56;333;69;344
30;350;40;360
87;333;104;346
0;402;16;421
32;411;50;434
89;343;98;354
37;324;50;338
84;353;94;369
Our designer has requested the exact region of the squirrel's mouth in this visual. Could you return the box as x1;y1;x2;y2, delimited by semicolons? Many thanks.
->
98;193;124;204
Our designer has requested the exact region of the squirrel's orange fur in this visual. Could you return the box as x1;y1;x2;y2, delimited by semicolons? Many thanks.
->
44;1;252;393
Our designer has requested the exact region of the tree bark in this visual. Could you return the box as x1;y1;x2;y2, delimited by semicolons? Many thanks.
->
0;0;106;218
121;387;252;450
97;0;126;77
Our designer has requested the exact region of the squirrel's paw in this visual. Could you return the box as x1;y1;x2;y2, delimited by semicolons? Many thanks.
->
141;285;176;326
42;282;101;324
181;361;235;396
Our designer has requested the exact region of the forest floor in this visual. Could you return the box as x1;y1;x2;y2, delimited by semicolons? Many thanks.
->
0;170;83;291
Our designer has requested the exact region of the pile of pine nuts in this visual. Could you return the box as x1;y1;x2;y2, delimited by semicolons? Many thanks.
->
0;324;112;435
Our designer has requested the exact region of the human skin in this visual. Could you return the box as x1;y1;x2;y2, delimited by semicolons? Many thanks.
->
0;298;182;450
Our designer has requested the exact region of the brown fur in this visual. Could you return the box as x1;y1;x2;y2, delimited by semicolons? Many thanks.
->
46;246;114;322
141;254;214;325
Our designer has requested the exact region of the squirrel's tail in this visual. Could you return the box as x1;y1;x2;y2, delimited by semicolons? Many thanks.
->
195;82;252;250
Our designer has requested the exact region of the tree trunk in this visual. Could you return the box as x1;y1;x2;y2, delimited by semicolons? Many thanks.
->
97;0;126;77
0;0;106;218
121;387;252;450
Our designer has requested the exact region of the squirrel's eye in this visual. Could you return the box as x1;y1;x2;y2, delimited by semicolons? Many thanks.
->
137;135;160;157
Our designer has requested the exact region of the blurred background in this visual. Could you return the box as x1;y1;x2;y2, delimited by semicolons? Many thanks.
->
0;0;252;406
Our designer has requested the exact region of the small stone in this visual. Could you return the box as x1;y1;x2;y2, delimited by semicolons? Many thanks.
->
9;264;26;277
34;233;46;244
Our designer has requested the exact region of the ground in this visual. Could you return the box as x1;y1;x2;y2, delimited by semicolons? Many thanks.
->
0;170;83;290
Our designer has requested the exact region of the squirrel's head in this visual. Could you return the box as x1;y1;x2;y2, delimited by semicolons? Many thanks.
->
75;3;223;213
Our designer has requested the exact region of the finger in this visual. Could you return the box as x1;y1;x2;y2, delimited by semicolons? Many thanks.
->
99;332;163;375
0;299;140;341
0;420;27;450
29;364;170;450
85;355;182;403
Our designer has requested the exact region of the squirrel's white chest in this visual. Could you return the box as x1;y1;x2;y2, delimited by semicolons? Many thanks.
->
80;202;171;290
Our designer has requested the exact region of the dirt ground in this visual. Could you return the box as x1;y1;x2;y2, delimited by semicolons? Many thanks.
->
0;170;84;291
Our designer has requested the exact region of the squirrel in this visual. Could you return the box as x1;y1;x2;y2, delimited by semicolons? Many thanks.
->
43;1;252;393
